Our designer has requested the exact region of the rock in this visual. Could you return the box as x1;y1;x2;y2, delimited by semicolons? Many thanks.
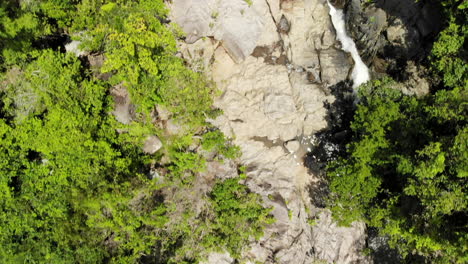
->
343;0;442;98
264;93;297;124
386;20;406;45
384;17;421;59
201;252;234;264
86;54;111;80
329;0;347;9
285;140;300;153
394;61;430;97
165;119;184;135
110;83;135;124
311;211;370;263
306;71;319;83
346;0;444;63
178;37;218;73
319;49;353;86
200;160;239;181
155;105;171;121
142;135;162;154
278;15;290;34
345;0;388;63
251;43;288;65
173;0;370;263
169;0;276;62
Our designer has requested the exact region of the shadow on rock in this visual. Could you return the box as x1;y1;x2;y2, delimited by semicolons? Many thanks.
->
345;0;444;82
304;81;355;207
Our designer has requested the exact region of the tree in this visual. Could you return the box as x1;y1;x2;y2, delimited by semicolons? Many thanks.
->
431;0;467;89
0;1;272;263
326;78;467;263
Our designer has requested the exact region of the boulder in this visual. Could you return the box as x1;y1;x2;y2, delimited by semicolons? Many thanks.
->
65;40;85;57
142;135;162;154
278;15;290;34
285;140;300;153
110;83;135;125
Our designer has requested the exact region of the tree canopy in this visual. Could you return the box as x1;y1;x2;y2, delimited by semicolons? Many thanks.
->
326;1;467;262
0;0;272;263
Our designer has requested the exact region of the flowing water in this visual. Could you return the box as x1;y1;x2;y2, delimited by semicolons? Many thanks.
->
327;2;370;89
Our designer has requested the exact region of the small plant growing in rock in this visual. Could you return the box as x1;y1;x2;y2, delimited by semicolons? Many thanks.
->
307;218;317;226
201;129;241;159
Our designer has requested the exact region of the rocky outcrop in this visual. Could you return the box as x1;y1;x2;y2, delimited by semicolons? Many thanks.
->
171;0;369;263
343;0;443;96
345;0;443;63
311;211;368;263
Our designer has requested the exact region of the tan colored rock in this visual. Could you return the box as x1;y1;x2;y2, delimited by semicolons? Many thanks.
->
142;135;162;154
155;105;171;121
169;0;270;62
110;83;134;125
201;252;234;264
311;211;370;263
172;0;369;263
165;119;184;135
285;140;300;153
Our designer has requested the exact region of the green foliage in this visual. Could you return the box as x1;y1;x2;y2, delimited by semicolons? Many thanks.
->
243;0;253;7
77;0;217;128
327;78;468;262
202;129;241;159
431;22;467;89
0;50;130;262
205;178;274;257
431;0;467;89
0;0;79;67
0;1;273;263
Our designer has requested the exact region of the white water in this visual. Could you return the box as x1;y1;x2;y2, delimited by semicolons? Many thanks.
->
65;40;85;57
327;2;370;89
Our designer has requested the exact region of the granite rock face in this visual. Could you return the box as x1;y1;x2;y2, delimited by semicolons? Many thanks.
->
171;0;370;263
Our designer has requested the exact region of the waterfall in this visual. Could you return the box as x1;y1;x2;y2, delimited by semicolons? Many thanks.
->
327;2;370;89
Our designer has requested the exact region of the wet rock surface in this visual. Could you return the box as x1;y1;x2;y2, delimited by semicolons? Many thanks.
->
304;81;355;175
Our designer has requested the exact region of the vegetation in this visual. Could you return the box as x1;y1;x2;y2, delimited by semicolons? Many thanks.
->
326;1;467;261
0;0;272;263
327;78;467;262
431;0;467;90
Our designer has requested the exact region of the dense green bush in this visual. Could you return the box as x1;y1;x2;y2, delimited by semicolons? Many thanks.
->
205;178;275;257
327;78;467;263
201;129;241;159
0;0;271;263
